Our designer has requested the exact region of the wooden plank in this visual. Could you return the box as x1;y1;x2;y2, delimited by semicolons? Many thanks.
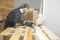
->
33;10;38;23
33;26;49;40
0;0;13;8
41;26;60;40
0;7;13;20
23;27;32;40
38;29;49;40
9;27;23;40
23;11;33;21
0;27;12;36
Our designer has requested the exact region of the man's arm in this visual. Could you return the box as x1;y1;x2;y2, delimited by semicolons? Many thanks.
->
23;20;35;27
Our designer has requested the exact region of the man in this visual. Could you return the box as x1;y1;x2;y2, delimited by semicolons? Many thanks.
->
4;3;34;29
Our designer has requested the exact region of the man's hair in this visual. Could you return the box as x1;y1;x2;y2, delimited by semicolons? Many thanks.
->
19;3;30;9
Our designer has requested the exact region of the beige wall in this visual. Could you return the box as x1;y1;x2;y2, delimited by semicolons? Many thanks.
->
14;0;41;9
43;0;60;37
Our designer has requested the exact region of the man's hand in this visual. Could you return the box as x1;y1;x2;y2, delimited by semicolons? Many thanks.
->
24;21;35;27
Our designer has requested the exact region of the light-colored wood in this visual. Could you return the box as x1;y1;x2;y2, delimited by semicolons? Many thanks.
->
39;29;49;40
33;10;38;23
0;27;12;36
0;0;13;35
0;7;13;10
9;27;23;40
23;27;32;40
0;0;13;8
0;7;13;20
34;26;49;40
41;26;60;40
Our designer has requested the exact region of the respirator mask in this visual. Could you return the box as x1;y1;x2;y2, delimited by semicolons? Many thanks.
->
20;9;25;14
20;8;29;15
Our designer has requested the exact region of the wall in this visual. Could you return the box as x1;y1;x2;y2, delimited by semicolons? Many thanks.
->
14;0;41;9
43;0;60;37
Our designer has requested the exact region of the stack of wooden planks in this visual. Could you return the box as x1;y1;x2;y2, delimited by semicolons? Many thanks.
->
0;26;60;40
0;0;14;32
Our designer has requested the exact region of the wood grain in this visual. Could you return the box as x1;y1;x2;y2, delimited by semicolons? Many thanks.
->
9;27;23;40
23;27;32;40
0;27;12;36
